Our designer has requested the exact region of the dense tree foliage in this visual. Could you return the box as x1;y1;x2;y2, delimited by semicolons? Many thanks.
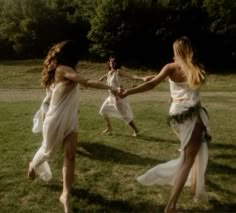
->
202;0;236;64
0;0;92;57
0;0;235;67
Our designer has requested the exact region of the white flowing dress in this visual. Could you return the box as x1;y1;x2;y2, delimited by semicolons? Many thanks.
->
137;79;210;202
31;82;79;181
99;70;133;124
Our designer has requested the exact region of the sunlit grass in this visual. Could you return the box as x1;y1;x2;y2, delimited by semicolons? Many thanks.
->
0;59;235;91
0;60;235;212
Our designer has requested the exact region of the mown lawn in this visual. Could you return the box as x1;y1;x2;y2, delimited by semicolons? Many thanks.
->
0;60;235;212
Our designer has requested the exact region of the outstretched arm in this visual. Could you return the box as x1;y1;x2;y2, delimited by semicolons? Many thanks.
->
99;73;107;81
120;64;173;97
143;75;157;82
118;69;146;81
59;65;112;90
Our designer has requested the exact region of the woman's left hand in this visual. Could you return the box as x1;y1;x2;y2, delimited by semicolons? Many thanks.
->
117;88;128;99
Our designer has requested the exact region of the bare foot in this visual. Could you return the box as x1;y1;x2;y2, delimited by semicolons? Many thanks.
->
60;193;72;213
102;128;112;134
133;130;139;137
28;162;36;180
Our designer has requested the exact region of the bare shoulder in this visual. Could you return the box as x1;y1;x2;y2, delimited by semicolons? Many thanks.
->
159;62;178;77
56;65;74;73
164;62;179;71
168;62;186;82
55;65;76;82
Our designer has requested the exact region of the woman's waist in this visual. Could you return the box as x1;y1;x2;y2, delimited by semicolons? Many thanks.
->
169;101;200;114
171;97;190;103
170;95;199;103
168;102;208;123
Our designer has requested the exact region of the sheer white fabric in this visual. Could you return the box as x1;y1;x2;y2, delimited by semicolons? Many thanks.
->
99;70;133;123
31;82;79;181
137;79;209;202
32;88;51;133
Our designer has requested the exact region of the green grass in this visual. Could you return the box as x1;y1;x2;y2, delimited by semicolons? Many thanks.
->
0;60;235;212
1;59;235;91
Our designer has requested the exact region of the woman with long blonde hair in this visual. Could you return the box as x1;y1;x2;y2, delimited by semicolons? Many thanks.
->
28;40;115;213
119;36;211;213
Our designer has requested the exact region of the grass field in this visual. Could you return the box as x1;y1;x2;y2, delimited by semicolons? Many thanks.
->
0;60;235;213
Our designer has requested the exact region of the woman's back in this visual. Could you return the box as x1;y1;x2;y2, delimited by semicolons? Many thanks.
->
168;62;200;115
168;62;186;83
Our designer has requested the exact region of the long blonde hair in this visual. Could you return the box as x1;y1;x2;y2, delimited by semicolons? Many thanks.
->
173;37;206;89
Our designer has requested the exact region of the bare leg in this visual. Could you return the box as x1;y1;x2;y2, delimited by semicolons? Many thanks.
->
191;161;197;195
164;119;204;213
59;132;77;213
128;120;139;137
102;115;112;133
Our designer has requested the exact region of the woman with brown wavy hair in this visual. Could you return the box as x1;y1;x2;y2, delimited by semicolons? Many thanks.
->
28;40;115;213
99;56;146;136
119;37;211;213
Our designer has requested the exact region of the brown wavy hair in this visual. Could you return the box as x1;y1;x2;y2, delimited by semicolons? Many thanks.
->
107;55;121;70
41;40;80;88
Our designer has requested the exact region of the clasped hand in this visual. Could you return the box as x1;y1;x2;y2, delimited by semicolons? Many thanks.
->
110;87;127;99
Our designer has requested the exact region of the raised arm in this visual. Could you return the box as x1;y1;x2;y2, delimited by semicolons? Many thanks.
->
120;64;173;97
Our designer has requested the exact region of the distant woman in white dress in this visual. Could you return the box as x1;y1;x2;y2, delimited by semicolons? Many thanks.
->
28;40;115;213
99;56;146;136
119;37;211;213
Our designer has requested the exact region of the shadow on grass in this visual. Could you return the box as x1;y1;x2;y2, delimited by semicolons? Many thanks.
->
206;179;236;197
214;153;235;159
77;142;160;166
111;132;178;144
210;142;236;149
72;187;163;213
190;200;236;212
46;183;164;212
137;135;177;144
208;160;236;175
207;200;236;212
45;182;235;213
189;205;236;213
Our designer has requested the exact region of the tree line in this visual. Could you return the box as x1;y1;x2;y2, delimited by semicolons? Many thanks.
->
0;0;235;68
